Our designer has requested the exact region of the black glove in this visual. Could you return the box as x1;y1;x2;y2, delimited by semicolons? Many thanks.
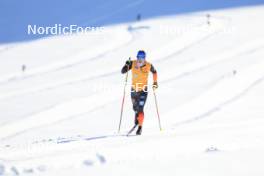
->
121;59;132;74
125;59;131;67
153;82;158;90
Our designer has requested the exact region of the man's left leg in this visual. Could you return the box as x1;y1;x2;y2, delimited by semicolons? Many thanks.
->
136;91;148;135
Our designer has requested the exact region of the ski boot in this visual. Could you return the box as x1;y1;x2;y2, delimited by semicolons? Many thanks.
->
136;126;142;135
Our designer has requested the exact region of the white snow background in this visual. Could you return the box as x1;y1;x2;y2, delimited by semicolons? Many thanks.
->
0;0;264;175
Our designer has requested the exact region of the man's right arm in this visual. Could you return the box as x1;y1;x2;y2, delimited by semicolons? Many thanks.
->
121;60;132;74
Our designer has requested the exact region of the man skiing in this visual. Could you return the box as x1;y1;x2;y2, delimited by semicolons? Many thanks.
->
121;50;158;135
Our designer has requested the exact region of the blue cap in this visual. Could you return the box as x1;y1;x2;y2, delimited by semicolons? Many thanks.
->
137;50;146;60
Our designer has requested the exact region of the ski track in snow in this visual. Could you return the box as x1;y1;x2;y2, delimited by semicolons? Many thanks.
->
163;55;264;129
161;40;264;83
0;29;133;86
172;74;264;128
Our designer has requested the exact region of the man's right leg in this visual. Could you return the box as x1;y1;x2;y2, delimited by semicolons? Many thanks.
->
131;91;139;125
136;112;143;135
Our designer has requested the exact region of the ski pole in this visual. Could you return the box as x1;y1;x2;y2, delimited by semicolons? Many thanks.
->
118;58;130;133
153;88;162;131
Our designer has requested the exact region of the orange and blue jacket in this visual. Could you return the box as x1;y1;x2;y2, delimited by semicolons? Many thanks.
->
121;60;157;92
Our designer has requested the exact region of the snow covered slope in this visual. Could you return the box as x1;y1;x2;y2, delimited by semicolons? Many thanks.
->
1;1;264;176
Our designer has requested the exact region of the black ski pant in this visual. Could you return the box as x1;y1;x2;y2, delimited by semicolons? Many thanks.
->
131;89;148;125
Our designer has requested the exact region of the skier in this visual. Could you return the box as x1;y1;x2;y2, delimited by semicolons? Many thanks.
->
121;50;158;135
137;13;141;21
22;64;26;72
